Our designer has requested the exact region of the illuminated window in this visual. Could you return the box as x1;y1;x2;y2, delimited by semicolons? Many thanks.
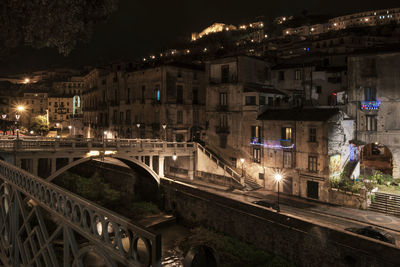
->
253;147;261;163
219;92;227;106
281;127;292;140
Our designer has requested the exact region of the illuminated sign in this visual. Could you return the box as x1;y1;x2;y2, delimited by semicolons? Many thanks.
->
361;100;381;110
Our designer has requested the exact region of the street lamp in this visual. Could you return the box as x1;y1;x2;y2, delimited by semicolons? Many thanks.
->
136;123;141;139
68;125;72;137
172;152;177;180
2;114;6;135
162;123;167;141
15;114;21;140
274;173;283;212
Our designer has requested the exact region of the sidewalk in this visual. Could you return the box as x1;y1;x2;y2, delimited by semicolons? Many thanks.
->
169;176;400;237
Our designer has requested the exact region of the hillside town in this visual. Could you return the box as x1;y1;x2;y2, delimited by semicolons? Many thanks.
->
1;7;400;209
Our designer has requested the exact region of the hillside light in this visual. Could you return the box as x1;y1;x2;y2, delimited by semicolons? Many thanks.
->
274;173;283;212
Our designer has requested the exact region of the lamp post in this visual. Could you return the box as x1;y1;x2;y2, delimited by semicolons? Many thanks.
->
274;173;283;212
15;114;20;140
2;114;6;135
68;125;72;137
136;123;141;139
162;123;167;141
172;152;177;180
240;158;245;176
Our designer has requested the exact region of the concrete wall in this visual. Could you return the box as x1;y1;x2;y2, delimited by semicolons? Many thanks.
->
329;188;368;209
162;180;400;267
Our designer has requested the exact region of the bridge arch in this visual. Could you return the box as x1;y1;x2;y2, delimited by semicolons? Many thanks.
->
46;155;161;185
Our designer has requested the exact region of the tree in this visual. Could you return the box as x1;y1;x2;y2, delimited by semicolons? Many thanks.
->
31;115;49;135
0;0;118;56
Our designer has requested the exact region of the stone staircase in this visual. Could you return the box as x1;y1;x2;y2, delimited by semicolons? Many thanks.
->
369;192;400;217
196;144;261;191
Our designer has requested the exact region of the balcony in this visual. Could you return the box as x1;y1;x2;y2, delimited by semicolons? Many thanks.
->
216;105;228;112
250;137;262;145
280;139;293;147
216;126;230;134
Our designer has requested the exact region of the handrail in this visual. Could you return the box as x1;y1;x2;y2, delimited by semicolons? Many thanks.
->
0;159;161;266
196;143;243;185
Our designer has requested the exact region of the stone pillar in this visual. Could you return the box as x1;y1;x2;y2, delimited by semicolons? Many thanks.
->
32;157;38;176
159;156;165;178
51;157;57;175
188;152;195;180
149;155;153;170
68;157;73;164
15;157;22;169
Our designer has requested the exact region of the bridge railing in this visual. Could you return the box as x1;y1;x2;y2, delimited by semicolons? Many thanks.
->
0;160;161;266
0;138;196;153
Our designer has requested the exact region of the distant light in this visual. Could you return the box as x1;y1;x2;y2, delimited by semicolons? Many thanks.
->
143;58;147;61
283;17;286;21
203;48;208;52
286;31;289;34
265;34;268;38
56;135;60;138
260;23;264;27
30;130;34;134
104;151;116;155
88;151;100;156
172;153;177;161
150;55;155;59
68;125;72;129
24;78;30;84
225;27;229;31
186;49;190;54
104;131;108;135
251;39;254;42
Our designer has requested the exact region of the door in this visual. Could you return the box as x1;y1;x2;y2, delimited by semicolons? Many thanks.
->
283;177;293;194
307;181;319;199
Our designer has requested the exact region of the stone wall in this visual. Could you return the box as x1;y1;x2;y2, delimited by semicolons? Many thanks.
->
329;188;368;209
161;179;400;267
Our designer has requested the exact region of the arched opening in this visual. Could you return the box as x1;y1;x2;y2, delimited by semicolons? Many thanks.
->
361;143;393;176
49;156;161;219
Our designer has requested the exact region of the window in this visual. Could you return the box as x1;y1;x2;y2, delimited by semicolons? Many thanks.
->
177;110;183;124
113;110;117;123
220;115;228;128
193;87;198;104
178;69;182;78
126;110;131;124
177;85;183;104
193;110;199;124
279;71;285;81
253;147;261;163
268;97;273;106
364;87;376;101
259;96;266;105
281;127;292;140
283;151;292;168
119;112;123;124
221;65;229;83
295;69;302;80
141;86;146;104
309;128;317;142
193;72;198;80
275;98;281;106
155;85;160;102
316;86;322;94
251;126;261;140
308;156;318;172
366;115;377;131
245;96;256;105
219;92;227;106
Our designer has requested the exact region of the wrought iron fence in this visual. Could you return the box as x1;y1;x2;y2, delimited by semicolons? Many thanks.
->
0;160;161;266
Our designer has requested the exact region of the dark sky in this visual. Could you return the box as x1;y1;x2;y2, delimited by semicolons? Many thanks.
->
2;0;399;74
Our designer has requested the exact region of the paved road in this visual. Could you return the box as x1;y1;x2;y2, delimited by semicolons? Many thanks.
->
166;177;400;244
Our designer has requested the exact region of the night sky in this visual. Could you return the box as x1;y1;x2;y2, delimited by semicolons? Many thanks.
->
1;0;399;75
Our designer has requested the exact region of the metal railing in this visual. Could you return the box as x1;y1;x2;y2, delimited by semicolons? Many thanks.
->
0;138;196;154
0;160;161;266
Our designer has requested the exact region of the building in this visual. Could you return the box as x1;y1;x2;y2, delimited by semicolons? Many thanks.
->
205;56;279;169
346;51;400;178
48;96;73;130
20;92;48;128
82;63;206;141
253;108;354;202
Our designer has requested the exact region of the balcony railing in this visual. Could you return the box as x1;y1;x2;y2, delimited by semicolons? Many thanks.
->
216;105;228;112
250;137;262;144
360;100;381;110
216;126;230;134
280;139;293;147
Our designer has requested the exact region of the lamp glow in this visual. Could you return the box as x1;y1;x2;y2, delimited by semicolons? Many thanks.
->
172;153;177;161
274;173;282;182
